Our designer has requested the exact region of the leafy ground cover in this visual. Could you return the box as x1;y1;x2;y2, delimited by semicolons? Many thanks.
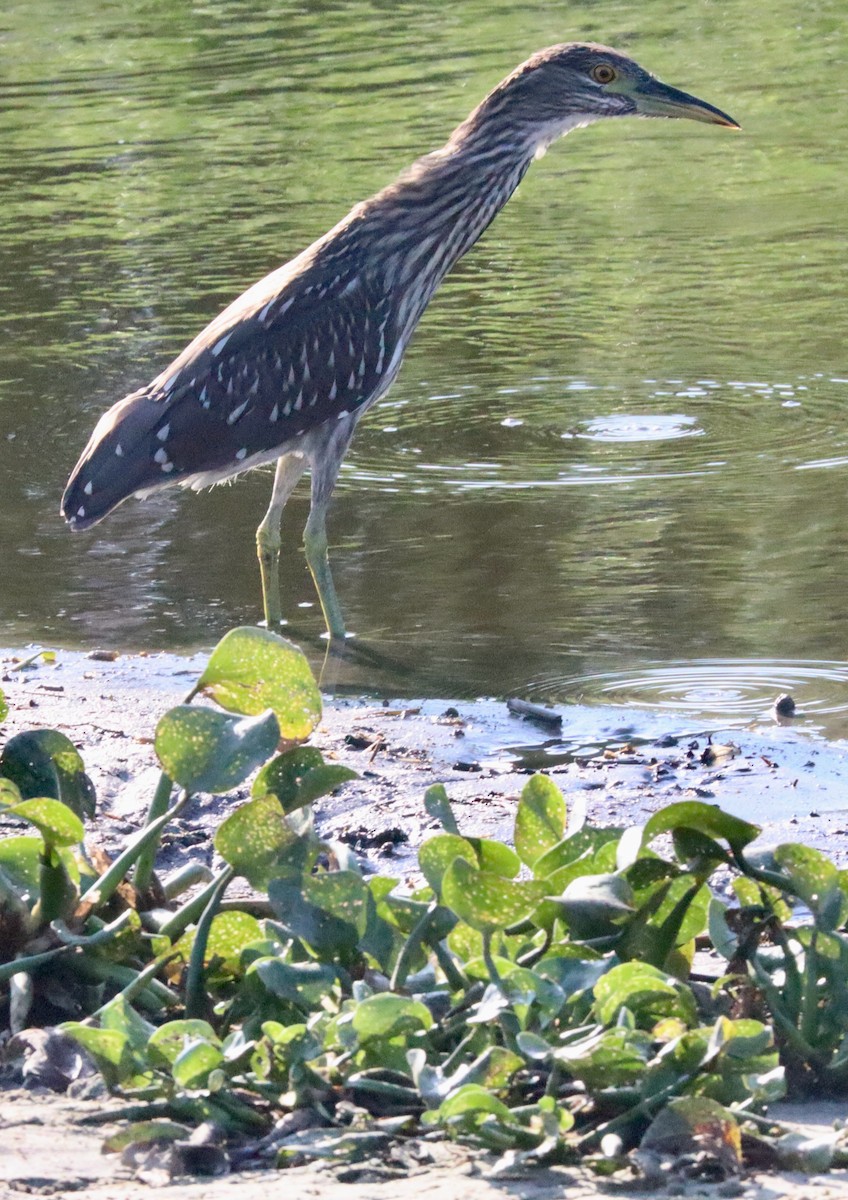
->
3;628;848;1186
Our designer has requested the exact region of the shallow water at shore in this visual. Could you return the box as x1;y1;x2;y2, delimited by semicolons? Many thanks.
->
4;646;848;859
2;1;847;721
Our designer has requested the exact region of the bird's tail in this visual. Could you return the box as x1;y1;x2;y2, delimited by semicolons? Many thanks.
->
62;388;171;530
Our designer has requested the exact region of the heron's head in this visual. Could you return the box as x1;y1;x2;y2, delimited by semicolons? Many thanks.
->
487;43;739;145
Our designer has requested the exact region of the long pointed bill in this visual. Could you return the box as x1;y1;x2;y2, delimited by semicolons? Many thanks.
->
634;78;739;128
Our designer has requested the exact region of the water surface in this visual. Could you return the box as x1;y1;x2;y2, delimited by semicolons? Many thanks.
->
2;0;848;733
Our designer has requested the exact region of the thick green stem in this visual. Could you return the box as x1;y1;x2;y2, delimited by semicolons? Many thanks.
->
434;939;467;993
70;956;180;1011
38;847;72;924
132;673;205;893
578;1065;703;1149
517;929;552;970
482;929;520;1053
390;901;437;991
345;1077;421;1105
0;911;137;985
747;955;822;1065
0;945;72;985
159;868;238;942
162;862;214;901
131;773;177;894
482;929;506;994
733;851;795;894
79;793;188;910
768;917;803;1016
92;950;182;1019
441;1029;478;1076
799;926;821;1047
184;865;235;1019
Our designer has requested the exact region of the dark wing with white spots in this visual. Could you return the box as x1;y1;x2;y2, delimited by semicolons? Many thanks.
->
62;254;398;529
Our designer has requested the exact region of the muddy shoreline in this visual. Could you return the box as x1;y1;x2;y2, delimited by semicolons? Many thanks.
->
5;645;848;1199
3;645;848;877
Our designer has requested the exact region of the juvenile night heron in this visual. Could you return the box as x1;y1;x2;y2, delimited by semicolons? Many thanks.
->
62;44;737;638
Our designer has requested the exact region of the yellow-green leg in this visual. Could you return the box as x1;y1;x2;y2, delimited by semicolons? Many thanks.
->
304;497;346;640
255;453;306;627
303;423;356;641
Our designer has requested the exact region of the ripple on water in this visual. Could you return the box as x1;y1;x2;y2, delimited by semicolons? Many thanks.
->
526;659;848;732
343;374;848;497
573;412;703;443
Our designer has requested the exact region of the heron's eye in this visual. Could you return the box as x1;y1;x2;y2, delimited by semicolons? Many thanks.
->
591;63;617;85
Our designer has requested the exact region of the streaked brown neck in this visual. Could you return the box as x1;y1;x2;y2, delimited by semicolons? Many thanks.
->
360;120;538;328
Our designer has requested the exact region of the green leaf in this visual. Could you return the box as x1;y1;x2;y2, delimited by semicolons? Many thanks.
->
253;1023;322;1086
648;1021;775;1107
592;961;698;1029
4;798;84;849
557;873;635;939
708;897;738;961
155;706;279;793
410;1046;522;1107
435;1084;514;1124
642;1096;741;1169
352;994;433;1041
253;959;339;1008
462;1046;524;1090
104;1121;191;1153
0;777;22;807
0;836;79;899
720;1017;774;1060
215;794;310;888
260;1020;322;1062
672;827;730;868
0;729;95;819
643;802;759;856
269;878;356;959
516;1032;552;1061
777;1130;842;1174
536;955;611;1003
268;871;369;961
423;785;459;835
99;995;158;1051
62;1024;134;1089
418;834;477;896
305;871;369;936
533;826;624;879
174;910;264;976
196;627;321;741
773;843;839;912
534;846;625;932
252;746;356;813
472;839;521;879
618;872;711;967
732;875;792;922
147;1020;221;1067
746;1066;787;1105
552;1026;652;1089
446;922;524;968
0;687;7;722
468;966;555;1023
172;1039;225;1088
441;858;544;931
514;774;567;867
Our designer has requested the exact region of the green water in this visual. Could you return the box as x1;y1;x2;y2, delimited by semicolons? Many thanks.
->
2;0;848;729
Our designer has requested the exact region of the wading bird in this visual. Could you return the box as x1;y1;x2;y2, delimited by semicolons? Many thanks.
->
62;44;737;638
